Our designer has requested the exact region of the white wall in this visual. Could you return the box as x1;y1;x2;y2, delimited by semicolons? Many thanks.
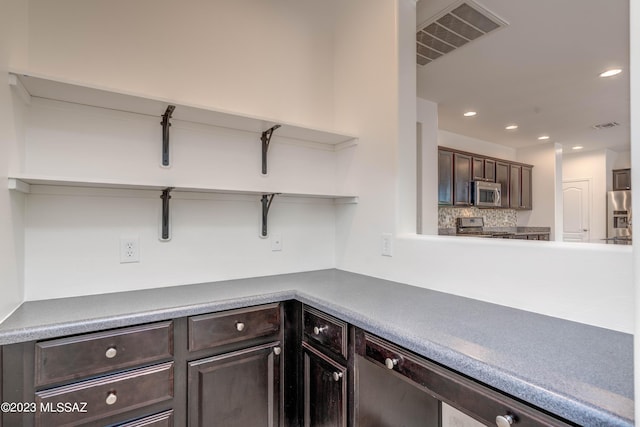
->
27;0;337;130
438;129;517;160
417;98;438;235
14;0;344;300
0;0;27;321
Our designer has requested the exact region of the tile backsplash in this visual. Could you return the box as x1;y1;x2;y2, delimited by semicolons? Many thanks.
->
439;207;517;228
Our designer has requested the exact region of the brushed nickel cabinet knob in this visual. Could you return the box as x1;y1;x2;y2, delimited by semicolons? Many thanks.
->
496;414;515;427
332;371;343;382
236;322;245;332
313;326;328;335
105;392;118;405
384;358;398;370
105;347;117;359
273;347;281;355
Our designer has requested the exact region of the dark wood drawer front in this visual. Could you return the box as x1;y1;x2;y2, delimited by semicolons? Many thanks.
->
35;321;173;387
117;410;174;427
303;306;347;358
364;334;572;427
34;362;174;427
189;304;280;352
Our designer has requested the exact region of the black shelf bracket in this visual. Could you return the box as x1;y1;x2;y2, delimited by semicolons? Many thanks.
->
160;187;174;241
261;125;281;175
260;193;279;237
161;105;176;167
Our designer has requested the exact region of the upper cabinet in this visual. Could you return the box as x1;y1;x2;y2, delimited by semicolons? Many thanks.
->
613;168;631;190
438;147;532;210
453;153;472;206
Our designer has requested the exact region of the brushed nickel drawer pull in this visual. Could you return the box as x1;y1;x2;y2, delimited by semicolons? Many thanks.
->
385;358;399;370
105;392;118;405
105;347;117;359
236;322;245;332
313;326;328;335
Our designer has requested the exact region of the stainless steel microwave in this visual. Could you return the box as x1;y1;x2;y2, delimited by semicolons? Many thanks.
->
471;181;501;207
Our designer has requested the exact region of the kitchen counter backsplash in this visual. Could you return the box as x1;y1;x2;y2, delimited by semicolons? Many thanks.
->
439;207;517;228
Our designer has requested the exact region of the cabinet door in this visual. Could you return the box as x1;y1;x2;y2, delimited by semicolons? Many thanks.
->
495;162;510;208
438;150;454;205
472;157;485;180
484;159;496;182
188;343;281;427
303;344;347;427
521;166;532;210
509;164;522;209
613;169;631;190
356;355;439;426
453;153;472;206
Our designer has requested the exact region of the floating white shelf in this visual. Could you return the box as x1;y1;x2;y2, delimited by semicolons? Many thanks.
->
7;174;359;203
8;71;358;147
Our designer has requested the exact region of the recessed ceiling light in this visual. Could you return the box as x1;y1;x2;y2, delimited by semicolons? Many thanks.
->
505;125;518;130
572;145;584;150
463;111;477;117
538;135;550;140
599;68;622;78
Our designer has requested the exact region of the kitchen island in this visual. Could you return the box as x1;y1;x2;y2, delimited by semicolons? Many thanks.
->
0;269;633;426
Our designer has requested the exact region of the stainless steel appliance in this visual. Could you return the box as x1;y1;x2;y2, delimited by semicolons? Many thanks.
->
606;190;632;245
471;181;501;207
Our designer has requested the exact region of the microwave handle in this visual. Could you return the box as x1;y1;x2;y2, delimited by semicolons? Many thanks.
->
495;188;501;205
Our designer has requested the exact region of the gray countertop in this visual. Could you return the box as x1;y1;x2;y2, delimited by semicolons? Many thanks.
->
0;269;633;426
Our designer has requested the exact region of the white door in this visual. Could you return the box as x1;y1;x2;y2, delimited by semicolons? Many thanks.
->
562;180;590;242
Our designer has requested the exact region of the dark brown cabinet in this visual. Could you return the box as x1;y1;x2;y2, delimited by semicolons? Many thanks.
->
472;157;495;182
301;306;348;427
453;153;472;205
187;343;281;427
438;150;453;205
495;161;510;208
303;343;347;427
510;164;532;210
2;300;576;427
438;147;532;210
613;168;631;190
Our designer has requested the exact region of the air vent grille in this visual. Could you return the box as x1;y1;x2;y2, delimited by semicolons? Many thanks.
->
417;0;507;66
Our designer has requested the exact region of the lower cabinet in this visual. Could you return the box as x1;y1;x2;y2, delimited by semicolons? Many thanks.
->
2;301;578;427
302;343;347;427
357;331;573;427
357;353;439;426
187;342;281;427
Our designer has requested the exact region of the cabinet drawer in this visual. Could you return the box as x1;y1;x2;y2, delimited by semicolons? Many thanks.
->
35;322;173;387
117;410;174;427
364;334;572;427
188;304;280;352
35;362;174;427
303;306;347;359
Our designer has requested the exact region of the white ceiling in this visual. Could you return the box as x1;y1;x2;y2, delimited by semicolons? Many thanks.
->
417;0;630;153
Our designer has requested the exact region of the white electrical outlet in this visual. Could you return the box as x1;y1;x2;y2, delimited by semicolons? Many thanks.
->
271;233;283;251
381;233;393;257
120;237;140;263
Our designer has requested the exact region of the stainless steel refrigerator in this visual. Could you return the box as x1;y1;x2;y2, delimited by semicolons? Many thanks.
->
606;190;632;244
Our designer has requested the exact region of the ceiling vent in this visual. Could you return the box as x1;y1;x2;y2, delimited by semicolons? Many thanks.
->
593;121;620;130
417;0;508;66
